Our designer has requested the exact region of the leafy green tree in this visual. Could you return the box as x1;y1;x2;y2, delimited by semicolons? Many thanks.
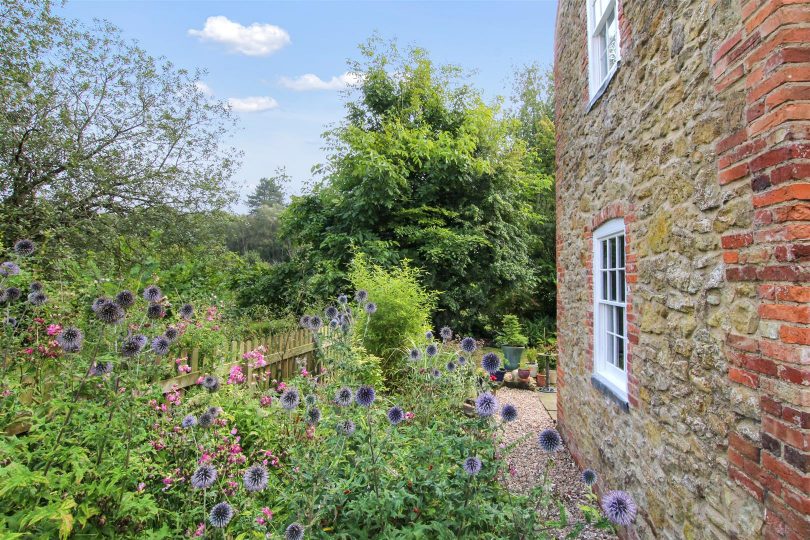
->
246;168;289;213
0;0;240;246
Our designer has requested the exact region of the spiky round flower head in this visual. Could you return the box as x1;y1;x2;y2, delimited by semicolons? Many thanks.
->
308;316;323;331
90;362;112;376
304;394;317;406
337;294;348;305
446;361;457;372
602;490;637;526
299;315;311;328
334;387;353;407
337;419;356;436
96;301;124;324
29;281;43;293
425;330;433;340
13;239;35;257
27;291;47;306
481;352;501;374
324;305;338;319
463;456;482;476
209;501;233;528
181;414;197;428
92;297;109;312
202;375;220;392
538;429;563;453
164;326;179;342
280;388;300;410
285;522;304;540
151;336;170;356
179;303;194;320
146;303;165;320
198;411;214;428
305;406;321;425
457;355;467;365
5;287;20;302
208;406;220;418
475;392;498;417
425;344;438;357
134;334;148;347
582;468;598;486
4;317;18;328
431;368;441;378
355;385;375;407
243;464;269;492
500;404;518;422
364;302;377;314
340;321;350;334
57;327;84;351
387;406;404;425
440;326;453;341
329;318;339;329
142;285;162;302
460;337;477;354
355;289;368;303
409;348;421;361
112;290;134;310
0;262;20;277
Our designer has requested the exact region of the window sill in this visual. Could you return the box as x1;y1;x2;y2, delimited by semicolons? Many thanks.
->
586;60;621;113
591;373;629;412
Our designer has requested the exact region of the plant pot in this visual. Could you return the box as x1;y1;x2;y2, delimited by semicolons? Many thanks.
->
528;363;538;378
493;369;506;382
536;373;547;387
518;368;531;379
549;369;557;385
501;346;525;371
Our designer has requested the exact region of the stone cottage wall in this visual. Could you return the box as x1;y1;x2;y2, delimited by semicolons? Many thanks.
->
554;1;809;538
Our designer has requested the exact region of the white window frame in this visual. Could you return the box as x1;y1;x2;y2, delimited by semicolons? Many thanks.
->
592;218;628;400
586;0;621;100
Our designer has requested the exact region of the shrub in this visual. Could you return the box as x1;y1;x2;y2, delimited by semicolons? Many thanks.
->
495;314;529;347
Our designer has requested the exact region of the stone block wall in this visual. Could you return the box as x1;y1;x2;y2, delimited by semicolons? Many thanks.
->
554;1;809;538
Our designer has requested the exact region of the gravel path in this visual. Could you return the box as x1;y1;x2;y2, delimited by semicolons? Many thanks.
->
497;386;616;539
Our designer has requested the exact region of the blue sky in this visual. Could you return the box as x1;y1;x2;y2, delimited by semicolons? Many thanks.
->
61;1;558;212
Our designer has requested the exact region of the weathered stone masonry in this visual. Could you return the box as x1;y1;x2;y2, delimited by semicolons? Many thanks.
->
555;1;809;538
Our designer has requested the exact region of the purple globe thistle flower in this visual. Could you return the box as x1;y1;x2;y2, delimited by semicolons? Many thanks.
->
431;368;441;378
202;375;220;392
305;394;318;406
387;406;404;425
337;294;348;305
27;291;47;306
538;429;563;453
114;290;135;310
475;392;498;417
0;262;20;277
134;334;148;348
209;501;233;528
5;287;20;302
179;303;194;320
57;327;84;351
481;352;501;374
13;239;35;257
425;344;438;357
29;282;43;293
364;302;377;314
280;388;300;410
463;456;482;476
306;406;321;425
308;316;323;331
500;404;518;422
91;297;109;312
355;290;368;303
337;419;356;436
440;326;453;341
285;523;304;540
325;306;339;319
151;336;170;356
457;355;467;366
198;411;214;428
409;348;421;361
355;385;375;407
142;285;162;302
181;414;197;428
582;468;598;486
90;362;113;376
4;317;18;328
460;337;477;354
96;301;124;324
243;464;269;492
602;490;637;526
208;406;220;418
340;321;350;334
446;361;456;372
425;330;433;340
334;387;353;407
146;303;165;320
329;318;339;329
299;315;311;328
164;326;179;342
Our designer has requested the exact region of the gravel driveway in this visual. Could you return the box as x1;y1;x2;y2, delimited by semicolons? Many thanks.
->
497;386;616;539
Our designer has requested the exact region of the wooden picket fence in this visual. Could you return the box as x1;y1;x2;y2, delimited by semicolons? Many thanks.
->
159;328;327;393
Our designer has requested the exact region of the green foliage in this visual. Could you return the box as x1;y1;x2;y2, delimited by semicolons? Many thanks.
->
495;315;529;347
348;255;436;381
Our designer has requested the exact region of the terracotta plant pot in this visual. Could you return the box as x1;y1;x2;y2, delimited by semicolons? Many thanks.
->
536;373;547;387
518;368;531;379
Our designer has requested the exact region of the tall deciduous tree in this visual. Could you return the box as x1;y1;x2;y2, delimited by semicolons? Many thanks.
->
0;0;240;244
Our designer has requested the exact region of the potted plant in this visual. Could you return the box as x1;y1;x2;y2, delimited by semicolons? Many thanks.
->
525;348;539;378
517;359;531;380
496;315;528;371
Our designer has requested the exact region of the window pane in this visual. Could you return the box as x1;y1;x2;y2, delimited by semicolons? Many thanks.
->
605;303;613;332
606;333;615;367
609;238;616;268
619;270;626;302
615;306;624;336
611;270;618;301
602;240;608;268
598;26;608;81
602;271;608;301
617;336;625;370
618;235;625;268
606;9;618;71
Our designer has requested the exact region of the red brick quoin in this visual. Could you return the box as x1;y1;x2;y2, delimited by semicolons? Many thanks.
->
713;1;810;537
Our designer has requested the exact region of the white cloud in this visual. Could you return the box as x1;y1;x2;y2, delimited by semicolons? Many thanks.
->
227;96;279;113
188;16;290;56
279;72;363;91
195;81;213;95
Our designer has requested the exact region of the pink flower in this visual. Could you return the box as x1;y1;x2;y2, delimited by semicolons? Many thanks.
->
256;517;266;526
405;411;415;421
23;348;33;355
162;476;173;486
227;364;245;385
178;364;191;374
193;523;205;537
136;482;146;492
261;507;273;519
196;376;204;385
301;368;309;376
46;324;62;336
277;381;287;392
260;395;272;407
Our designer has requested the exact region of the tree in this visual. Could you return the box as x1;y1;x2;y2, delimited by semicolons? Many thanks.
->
0;0;240;245
246;168;288;213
